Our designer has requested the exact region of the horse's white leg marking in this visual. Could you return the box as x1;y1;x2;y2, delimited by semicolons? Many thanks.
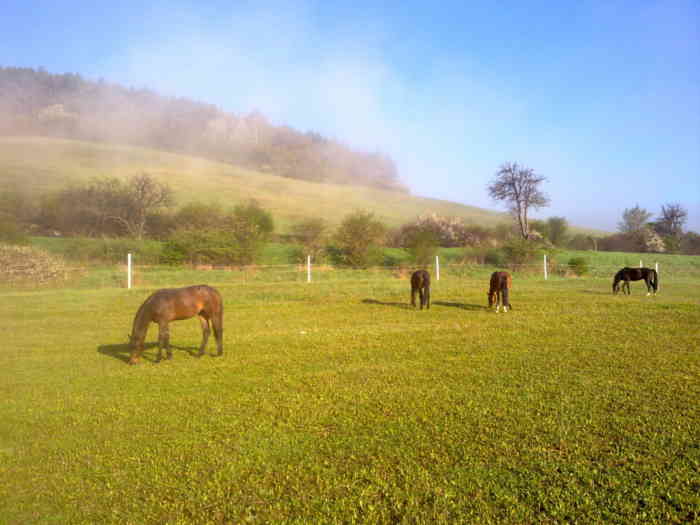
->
503;306;508;312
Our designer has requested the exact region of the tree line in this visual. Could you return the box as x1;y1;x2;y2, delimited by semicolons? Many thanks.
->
2;166;698;269
0;66;405;193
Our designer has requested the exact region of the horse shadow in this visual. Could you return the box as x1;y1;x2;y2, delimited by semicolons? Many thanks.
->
433;301;484;311
97;342;202;363
361;299;412;309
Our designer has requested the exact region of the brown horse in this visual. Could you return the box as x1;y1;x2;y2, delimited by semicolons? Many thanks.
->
410;269;431;309
488;271;512;312
129;285;223;365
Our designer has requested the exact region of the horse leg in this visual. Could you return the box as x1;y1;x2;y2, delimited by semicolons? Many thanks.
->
211;311;224;357
645;277;651;296
157;322;171;362
197;315;211;357
411;286;417;308
425;286;430;309
495;290;501;313
418;288;425;310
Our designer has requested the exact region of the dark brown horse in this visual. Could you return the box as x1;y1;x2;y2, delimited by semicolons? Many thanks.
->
612;267;658;295
410;269;431;309
129;285;223;365
488;271;512;312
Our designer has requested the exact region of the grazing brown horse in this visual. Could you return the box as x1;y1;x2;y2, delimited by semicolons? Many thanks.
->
488;271;512;312
612;267;658;295
410;269;431;309
129;285;223;365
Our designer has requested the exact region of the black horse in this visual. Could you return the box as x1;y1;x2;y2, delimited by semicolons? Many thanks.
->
410;270;431;309
612;267;658;295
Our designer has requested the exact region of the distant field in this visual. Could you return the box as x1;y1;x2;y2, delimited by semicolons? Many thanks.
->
1;273;698;523
0;136;516;233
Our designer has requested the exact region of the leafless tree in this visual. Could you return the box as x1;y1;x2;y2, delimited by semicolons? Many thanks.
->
655;203;687;237
487;162;549;239
108;174;174;239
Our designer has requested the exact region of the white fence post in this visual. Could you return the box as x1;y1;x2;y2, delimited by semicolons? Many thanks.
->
307;255;311;283
544;254;548;280
435;255;440;281
640;260;643;267
127;253;132;289
655;262;658;274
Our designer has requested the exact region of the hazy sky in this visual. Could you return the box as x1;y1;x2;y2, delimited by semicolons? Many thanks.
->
2;0;699;231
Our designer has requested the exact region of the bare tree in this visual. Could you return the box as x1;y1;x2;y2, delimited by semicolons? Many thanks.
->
654;203;687;237
108;174;174;239
487;162;549;239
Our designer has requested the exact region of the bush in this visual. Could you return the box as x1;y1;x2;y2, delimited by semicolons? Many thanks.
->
501;239;543;270
0;216;29;245
0;244;66;284
333;211;387;268
162;229;237;265
484;248;506;267
568;257;589;276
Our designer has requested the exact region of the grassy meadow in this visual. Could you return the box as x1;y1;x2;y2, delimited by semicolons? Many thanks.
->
1;270;698;523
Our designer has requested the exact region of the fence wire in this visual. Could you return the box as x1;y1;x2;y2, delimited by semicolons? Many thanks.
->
3;259;699;291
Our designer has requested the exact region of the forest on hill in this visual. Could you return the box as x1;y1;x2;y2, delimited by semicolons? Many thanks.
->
0;66;405;193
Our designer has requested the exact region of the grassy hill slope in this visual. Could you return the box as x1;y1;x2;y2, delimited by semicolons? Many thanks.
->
0;136;600;235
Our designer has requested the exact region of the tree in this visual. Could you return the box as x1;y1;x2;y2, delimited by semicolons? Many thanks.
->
546;217;569;246
487;162;549;239
225;200;274;265
333;211;387;268
291;217;327;261
618;205;652;234
116;174;174;239
653;203;687;237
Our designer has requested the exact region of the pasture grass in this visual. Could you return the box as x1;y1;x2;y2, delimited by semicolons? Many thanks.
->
1;275;698;523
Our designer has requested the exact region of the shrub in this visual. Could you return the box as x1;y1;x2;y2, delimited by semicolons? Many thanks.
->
484;248;506;267
0;216;29;245
333;211;387;268
501;239;543;270
568;257;589;276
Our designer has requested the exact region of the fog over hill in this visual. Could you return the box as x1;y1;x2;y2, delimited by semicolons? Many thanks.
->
0;66;405;193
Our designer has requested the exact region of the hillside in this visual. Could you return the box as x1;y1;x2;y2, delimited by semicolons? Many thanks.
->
0;66;404;192
0;136;516;233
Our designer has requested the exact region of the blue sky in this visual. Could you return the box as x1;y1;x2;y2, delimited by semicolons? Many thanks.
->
2;0;699;231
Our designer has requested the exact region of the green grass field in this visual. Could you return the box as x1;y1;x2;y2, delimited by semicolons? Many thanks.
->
1;272;698;523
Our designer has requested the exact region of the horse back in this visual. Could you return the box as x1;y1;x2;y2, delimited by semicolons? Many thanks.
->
490;271;510;292
411;270;430;289
147;285;222;321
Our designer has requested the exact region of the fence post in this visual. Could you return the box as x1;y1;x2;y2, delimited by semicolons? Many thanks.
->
307;255;312;283
640;260;643;267
655;262;658;274
435;255;440;281
544;254;548;280
127;252;132;289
